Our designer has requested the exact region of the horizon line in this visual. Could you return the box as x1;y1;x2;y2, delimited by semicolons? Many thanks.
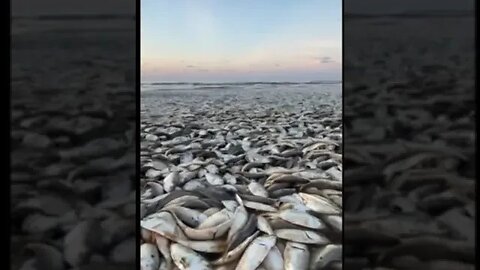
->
142;80;342;84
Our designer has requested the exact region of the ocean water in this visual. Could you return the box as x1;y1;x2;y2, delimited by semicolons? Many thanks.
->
141;82;342;121
141;81;341;92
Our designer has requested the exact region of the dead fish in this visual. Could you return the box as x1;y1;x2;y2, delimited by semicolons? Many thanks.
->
317;159;339;170
278;194;303;205
180;170;198;181
326;215;342;232
241;162;264;172
227;214;257;252
278;202;310;212
141;228;153;243
293;170;327;179
166;195;204;208
145;169;163;179
300;179;342;191
170;243;212;270
302;141;331;153
205;173;225;186
244;201;277;212
195;188;235;201
326;261;342;270
223;173;237;185
264;215;308;231
140;243;160;270
212;232;260;266
166;197;211;210
277;209;325;229
325;167;342;182
233;184;251;194
238;194;276;205
142;193;168;205
226;206;249;243
203;207;221;217
145;182;164;196
269;188;296;198
298;193;340;214
164;206;207;227
173;213;231;240
166;145;193;155
279;149;303;157
247;181;268;197
198;209;233;229
257;215;274;235
180;151;194;164
205;164;219;174
309;244;342;269
141;212;186;241
218;184;238;194
175;239;226;253
163;171;182;193
241;171;267;179
274;229;329;244
153;234;172;269
246;150;271;164
266;183;291;193
266;175;309;186
183;180;206;191
261;245;284;270
235;235;277;270
327;194;342;207
221;200;239;212
284;242;310;270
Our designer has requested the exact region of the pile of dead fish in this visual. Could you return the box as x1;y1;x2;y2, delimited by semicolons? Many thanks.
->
344;17;475;269
140;85;342;269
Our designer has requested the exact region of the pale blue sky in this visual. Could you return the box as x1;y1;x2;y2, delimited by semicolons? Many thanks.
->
141;0;342;82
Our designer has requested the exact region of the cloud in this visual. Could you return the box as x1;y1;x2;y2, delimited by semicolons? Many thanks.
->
315;56;335;63
184;64;209;72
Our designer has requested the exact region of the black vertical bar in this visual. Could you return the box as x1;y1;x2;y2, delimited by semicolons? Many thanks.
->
10;1;137;269
136;0;141;269
343;0;476;269
7;0;12;268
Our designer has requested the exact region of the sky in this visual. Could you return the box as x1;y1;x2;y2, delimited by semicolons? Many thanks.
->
141;0;342;82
